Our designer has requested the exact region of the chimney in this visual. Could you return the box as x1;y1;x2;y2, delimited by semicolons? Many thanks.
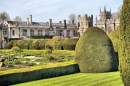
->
59;21;62;23
63;20;67;28
49;19;52;27
27;18;29;25
29;15;32;24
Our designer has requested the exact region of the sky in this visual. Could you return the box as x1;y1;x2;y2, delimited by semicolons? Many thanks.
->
0;0;123;24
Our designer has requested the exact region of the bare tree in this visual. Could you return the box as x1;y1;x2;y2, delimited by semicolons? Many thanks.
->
14;16;22;38
0;11;10;25
14;16;22;25
111;6;122;19
68;14;77;24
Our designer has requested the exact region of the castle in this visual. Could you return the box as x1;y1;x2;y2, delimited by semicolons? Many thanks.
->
0;6;119;48
95;6;120;34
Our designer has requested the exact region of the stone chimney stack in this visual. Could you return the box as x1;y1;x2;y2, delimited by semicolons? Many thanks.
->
49;19;52;27
27;18;29;25
59;21;62;23
63;20;67;28
29;15;32;24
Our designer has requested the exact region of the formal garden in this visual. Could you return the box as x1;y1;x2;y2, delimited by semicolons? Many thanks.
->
0;0;130;86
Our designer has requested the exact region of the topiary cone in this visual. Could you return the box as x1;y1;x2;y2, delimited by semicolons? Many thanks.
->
75;27;118;73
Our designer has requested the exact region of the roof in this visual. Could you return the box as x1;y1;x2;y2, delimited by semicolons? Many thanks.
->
7;21;77;28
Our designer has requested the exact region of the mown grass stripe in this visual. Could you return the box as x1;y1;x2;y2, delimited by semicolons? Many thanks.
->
12;72;123;86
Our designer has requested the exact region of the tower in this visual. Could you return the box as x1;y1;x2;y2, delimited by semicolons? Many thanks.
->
77;14;93;36
96;6;119;35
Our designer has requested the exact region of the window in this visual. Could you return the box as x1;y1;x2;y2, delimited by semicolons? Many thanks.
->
3;29;7;35
23;29;27;36
38;29;42;36
67;30;70;37
30;29;34;36
12;30;15;36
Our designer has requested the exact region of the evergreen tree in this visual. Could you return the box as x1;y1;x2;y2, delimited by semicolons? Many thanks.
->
119;0;130;86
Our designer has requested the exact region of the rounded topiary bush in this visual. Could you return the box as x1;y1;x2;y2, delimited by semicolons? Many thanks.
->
61;38;79;50
109;29;120;52
75;27;118;73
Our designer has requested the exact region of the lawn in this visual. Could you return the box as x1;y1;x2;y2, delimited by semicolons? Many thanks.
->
12;71;124;86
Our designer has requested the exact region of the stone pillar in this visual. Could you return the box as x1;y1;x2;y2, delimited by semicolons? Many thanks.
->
8;27;11;42
34;28;37;36
70;30;74;38
27;28;30;37
63;29;67;38
19;28;20;38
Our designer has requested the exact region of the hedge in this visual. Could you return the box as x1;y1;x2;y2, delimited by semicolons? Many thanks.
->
61;38;79;50
109;29;120;52
75;27;118;73
118;0;130;86
0;61;79;86
7;38;78;50
7;39;50;50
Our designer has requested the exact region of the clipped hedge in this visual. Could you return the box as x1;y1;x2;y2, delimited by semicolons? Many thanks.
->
61;38;79;50
7;37;78;50
109;29;120;52
75;27;118;73
7;39;50;50
119;0;130;85
0;61;79;86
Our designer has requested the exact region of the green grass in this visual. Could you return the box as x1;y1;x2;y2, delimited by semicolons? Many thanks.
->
12;71;124;86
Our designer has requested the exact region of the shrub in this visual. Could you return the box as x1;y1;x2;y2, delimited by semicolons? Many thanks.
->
53;36;62;50
75;27;118;73
61;38;79;50
11;46;21;53
7;39;50;50
118;0;130;85
7;40;18;49
109;29;120;52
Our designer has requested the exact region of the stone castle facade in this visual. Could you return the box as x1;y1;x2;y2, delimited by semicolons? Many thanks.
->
0;6;120;48
95;6;120;34
77;14;93;36
0;15;79;48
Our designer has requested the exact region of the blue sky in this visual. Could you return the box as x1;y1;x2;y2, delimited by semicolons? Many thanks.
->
0;0;123;24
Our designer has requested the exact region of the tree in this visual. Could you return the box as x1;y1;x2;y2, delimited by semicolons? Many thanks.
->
14;16;22;25
0;12;10;27
0;12;10;48
119;0;130;86
0;12;10;23
112;6;122;19
68;14;76;24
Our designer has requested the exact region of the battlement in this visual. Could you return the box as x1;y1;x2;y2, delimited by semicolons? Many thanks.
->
78;14;93;20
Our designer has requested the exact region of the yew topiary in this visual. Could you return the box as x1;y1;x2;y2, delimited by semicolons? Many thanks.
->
75;27;118;73
109;29;120;52
119;0;130;85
